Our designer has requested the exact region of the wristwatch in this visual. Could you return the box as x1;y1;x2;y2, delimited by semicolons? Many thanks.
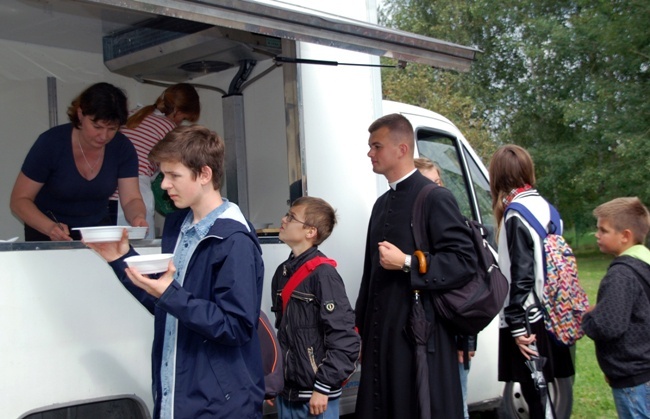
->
402;255;412;273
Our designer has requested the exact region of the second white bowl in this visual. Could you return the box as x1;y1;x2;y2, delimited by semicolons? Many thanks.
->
124;253;174;274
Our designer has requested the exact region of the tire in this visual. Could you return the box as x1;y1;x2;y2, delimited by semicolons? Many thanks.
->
501;377;573;419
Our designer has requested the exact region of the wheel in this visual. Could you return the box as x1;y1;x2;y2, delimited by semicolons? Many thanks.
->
501;377;573;419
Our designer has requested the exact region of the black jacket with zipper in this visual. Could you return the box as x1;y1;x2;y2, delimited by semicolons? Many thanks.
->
270;246;360;402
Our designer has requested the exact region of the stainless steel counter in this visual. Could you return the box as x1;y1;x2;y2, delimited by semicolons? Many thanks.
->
0;235;280;252
0;239;161;252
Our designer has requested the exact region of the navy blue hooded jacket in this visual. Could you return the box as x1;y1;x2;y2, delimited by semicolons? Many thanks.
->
110;206;265;418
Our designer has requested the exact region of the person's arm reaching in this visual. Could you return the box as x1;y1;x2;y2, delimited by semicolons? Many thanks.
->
118;176;148;228
10;172;72;241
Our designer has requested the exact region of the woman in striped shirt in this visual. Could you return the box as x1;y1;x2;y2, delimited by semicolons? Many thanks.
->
113;83;200;237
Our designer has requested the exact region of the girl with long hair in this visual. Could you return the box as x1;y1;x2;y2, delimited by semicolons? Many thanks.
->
490;144;575;418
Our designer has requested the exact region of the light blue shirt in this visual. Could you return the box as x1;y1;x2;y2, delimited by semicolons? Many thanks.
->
159;200;231;418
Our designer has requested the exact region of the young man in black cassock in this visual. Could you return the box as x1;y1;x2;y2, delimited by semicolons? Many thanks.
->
354;113;478;418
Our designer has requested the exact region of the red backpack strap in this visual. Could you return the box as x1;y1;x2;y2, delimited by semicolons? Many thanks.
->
281;256;337;313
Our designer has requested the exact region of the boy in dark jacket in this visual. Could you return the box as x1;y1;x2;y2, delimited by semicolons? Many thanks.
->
88;125;265;418
582;197;650;418
271;197;360;418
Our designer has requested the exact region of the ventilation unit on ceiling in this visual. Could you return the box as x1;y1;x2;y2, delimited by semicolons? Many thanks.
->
103;17;282;82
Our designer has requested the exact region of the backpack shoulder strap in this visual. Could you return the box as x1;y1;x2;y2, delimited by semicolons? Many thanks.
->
281;256;337;312
507;200;563;237
506;202;550;239
411;183;437;251
547;203;563;235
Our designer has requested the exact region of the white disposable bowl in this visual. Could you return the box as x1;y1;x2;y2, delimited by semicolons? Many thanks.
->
124;253;174;275
127;226;148;240
73;226;127;243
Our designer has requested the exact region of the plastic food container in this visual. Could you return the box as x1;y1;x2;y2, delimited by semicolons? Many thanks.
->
124;253;174;274
73;226;127;243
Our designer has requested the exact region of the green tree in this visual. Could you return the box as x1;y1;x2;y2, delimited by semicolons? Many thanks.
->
381;61;495;160
381;0;650;237
379;0;495;161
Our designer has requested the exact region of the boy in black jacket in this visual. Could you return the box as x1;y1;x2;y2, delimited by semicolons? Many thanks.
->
582;197;650;418
271;197;360;418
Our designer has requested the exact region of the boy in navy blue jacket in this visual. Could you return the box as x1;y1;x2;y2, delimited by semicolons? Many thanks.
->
88;125;265;419
271;197;360;418
582;197;650;418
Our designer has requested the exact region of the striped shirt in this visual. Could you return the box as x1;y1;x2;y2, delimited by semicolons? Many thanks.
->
121;109;176;178
111;109;176;200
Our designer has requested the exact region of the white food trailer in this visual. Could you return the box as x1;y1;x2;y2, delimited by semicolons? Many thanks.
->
0;1;573;417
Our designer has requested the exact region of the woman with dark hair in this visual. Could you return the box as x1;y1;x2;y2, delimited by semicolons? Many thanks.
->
112;83;200;238
489;144;575;418
10;82;147;241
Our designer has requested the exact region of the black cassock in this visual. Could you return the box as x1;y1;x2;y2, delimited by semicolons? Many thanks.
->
355;170;477;419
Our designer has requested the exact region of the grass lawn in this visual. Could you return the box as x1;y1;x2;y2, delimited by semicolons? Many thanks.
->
572;249;617;418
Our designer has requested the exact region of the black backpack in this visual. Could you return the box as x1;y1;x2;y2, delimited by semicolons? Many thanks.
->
412;183;508;335
258;310;284;399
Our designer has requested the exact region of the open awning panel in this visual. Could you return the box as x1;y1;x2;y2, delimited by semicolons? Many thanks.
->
92;0;479;79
